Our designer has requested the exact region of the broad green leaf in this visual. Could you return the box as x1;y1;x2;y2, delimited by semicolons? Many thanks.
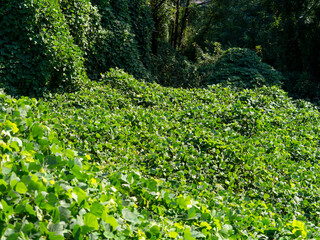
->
73;225;82;240
10;141;20;151
168;231;178;238
16;182;28;194
39;222;49;235
32;124;43;138
6;233;19;240
103;231;115;239
22;222;34;234
52;207;60;224
183;228;196;240
65;149;76;159
73;187;87;204
48;223;64;236
177;196;191;210
84;213;99;230
1;199;13;215
4;120;19;133
47;193;59;205
150;225;160;235
188;207;197;219
219;224;234;238
122;208;140;224
14;204;25;214
146;179;157;191
263;193;270;200
58;207;71;222
104;215;118;230
200;222;212;230
25;204;36;216
48;232;65;240
90;202;105;217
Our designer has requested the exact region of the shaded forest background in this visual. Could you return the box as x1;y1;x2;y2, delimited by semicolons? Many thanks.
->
0;0;319;101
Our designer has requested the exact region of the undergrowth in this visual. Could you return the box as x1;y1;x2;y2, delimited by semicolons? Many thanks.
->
1;69;320;239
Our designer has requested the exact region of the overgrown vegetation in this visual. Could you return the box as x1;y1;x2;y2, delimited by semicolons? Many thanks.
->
0;0;87;97
151;42;199;88
0;0;153;96
187;0;320;100
198;48;284;89
1;70;320;239
1;0;320;239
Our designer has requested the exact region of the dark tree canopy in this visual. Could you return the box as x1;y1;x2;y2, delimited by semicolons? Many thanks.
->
0;0;319;100
186;0;320;99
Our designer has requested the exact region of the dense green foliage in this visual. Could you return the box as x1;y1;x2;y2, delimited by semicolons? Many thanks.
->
0;0;153;96
1;70;320;239
0;0;86;97
186;0;320;100
88;0;153;79
1;1;320;239
1;0;318;98
59;0;102;80
198;48;283;89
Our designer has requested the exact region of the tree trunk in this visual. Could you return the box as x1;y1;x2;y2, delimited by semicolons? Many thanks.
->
150;0;167;55
172;0;180;49
178;0;191;49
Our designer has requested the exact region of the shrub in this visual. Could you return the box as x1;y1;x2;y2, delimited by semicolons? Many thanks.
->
198;48;284;89
194;42;224;65
0;0;87;97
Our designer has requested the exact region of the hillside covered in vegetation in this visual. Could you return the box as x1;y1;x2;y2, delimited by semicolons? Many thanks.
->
1;70;320;239
1;0;320;239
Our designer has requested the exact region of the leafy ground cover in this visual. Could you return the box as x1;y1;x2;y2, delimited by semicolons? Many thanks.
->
1;69;320;239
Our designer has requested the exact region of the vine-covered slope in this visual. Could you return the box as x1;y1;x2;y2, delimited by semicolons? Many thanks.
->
1;70;320;239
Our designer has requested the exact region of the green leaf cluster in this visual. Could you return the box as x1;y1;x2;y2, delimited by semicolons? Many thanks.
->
0;0;87;97
0;0;153;96
1;69;320;239
88;0;153;79
198;48;284;89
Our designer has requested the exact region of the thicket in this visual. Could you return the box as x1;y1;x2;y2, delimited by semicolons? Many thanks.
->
151;42;199;88
2;0;320;239
1;70;320;239
1;0;295;96
186;0;320;100
0;0;87;97
0;0;153;96
1;0;319;99
88;0;153;79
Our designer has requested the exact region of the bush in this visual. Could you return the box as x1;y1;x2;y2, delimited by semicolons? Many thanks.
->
0;0;87;97
199;48;284;89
